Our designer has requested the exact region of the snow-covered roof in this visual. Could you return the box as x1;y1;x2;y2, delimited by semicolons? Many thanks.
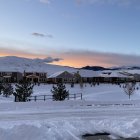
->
100;71;133;78
48;71;75;79
78;70;100;78
48;70;100;79
124;70;140;75
48;71;66;78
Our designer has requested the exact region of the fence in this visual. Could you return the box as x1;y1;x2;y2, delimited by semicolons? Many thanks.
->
27;93;82;102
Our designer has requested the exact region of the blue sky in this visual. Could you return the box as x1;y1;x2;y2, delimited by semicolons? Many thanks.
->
0;0;140;67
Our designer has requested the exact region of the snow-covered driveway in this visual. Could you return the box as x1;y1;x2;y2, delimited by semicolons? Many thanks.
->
0;101;140;140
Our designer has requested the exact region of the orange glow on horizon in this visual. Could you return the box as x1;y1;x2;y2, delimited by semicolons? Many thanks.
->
52;60;113;68
0;53;114;68
51;54;113;68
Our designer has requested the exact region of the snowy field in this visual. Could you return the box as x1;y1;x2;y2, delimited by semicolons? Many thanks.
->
1;83;140;140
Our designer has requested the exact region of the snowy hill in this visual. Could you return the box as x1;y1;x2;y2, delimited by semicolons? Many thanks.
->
0;56;77;75
0;56;102;77
1;56;140;76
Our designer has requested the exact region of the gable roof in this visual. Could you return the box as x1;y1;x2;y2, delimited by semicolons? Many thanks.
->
48;71;74;79
48;71;64;78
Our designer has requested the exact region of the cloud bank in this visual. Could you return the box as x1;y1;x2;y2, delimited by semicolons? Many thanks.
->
35;57;63;63
1;43;140;67
32;32;53;38
52;50;140;68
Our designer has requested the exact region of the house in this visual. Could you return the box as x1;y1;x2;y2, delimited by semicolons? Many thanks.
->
73;70;100;83
100;71;134;83
48;71;75;83
120;71;140;82
133;74;140;82
24;72;47;83
0;71;23;83
73;71;82;83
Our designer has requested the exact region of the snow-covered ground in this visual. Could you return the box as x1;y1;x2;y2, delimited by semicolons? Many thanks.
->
1;83;140;140
33;83;140;101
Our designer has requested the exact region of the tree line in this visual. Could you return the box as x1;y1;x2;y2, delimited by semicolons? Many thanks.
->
0;81;69;102
0;80;138;101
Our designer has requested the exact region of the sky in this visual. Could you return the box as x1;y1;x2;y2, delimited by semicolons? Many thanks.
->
1;0;140;68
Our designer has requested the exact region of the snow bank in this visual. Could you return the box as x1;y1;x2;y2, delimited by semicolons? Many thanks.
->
1;118;140;140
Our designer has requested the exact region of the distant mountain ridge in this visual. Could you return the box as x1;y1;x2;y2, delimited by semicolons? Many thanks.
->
81;66;110;71
1;56;140;76
0;56;77;75
81;66;140;71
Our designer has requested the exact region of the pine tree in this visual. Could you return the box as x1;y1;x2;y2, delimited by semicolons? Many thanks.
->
51;83;69;101
2;83;13;97
14;80;34;102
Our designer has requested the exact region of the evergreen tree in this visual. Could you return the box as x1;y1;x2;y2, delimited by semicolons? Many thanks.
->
2;83;13;97
14;80;34;102
51;83;69;101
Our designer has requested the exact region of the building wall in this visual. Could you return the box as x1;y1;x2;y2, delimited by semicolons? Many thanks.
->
24;72;47;83
0;71;23;83
12;72;23;82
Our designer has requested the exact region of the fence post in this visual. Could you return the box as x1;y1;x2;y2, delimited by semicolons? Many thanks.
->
34;96;37;102
44;95;45;101
74;94;76;100
81;93;82;100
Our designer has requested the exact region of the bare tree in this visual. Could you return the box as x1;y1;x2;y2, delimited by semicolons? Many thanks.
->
123;82;136;99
